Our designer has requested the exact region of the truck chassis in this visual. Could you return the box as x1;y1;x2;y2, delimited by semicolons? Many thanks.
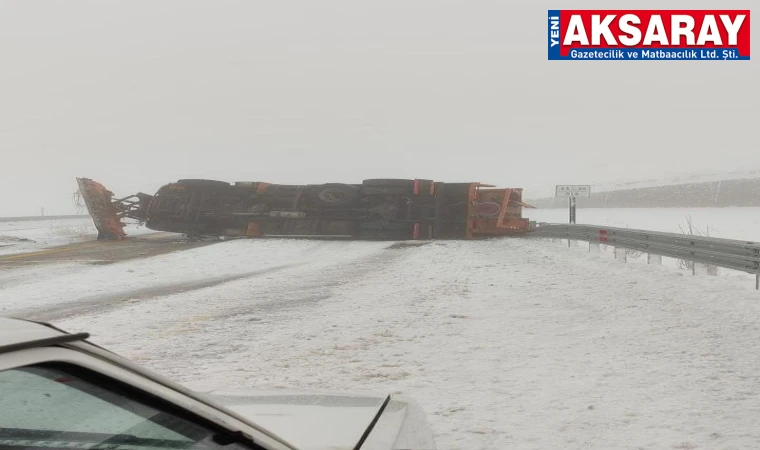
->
76;177;533;241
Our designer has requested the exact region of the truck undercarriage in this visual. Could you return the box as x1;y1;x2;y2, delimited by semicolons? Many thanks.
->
76;177;533;241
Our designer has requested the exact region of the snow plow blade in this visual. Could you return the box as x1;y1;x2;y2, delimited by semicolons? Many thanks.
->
76;178;127;240
76;177;532;241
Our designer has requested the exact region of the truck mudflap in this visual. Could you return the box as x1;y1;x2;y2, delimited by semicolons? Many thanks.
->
76;178;127;240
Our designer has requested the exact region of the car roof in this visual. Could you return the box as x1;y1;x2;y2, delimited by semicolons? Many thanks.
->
0;318;305;450
0;317;77;349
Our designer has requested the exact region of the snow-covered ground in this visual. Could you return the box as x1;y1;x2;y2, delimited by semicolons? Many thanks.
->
0;216;152;256
4;237;760;450
529;207;760;242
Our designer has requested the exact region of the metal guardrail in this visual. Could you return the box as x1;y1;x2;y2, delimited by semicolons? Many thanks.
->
526;223;760;286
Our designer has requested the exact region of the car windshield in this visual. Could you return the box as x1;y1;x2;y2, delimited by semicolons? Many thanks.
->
0;364;236;450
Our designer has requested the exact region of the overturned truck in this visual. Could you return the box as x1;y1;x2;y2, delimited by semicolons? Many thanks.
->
76;177;533;241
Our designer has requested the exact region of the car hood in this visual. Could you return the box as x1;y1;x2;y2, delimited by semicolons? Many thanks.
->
201;388;435;450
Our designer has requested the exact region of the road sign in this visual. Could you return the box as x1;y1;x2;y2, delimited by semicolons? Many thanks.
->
555;185;591;198
554;185;590;225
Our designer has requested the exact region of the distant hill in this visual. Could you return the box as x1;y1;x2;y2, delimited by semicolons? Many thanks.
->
526;177;760;208
591;169;760;192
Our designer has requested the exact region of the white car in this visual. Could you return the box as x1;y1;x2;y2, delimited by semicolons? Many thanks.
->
0;317;436;450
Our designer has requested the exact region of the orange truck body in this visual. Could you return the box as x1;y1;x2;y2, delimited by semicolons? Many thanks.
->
76;177;533;241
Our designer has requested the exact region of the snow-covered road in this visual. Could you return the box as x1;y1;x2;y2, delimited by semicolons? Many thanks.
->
0;216;151;256
4;237;760;449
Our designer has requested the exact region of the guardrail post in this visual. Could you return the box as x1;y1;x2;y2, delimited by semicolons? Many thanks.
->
647;253;662;266
756;273;759;291
614;247;626;262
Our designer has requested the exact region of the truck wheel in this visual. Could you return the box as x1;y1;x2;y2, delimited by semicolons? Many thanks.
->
314;183;359;207
417;180;435;197
364;179;434;196
361;186;410;196
363;179;414;188
176;179;230;188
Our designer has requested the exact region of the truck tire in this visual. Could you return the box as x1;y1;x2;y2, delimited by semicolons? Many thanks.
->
416;180;435;197
313;183;359;207
176;179;230;188
364;179;435;196
361;186;410;196
363;179;414;188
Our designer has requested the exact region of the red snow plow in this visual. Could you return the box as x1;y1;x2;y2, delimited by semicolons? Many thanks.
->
75;178;129;240
76;177;533;241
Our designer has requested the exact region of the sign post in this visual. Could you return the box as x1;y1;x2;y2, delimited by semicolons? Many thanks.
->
569;196;576;224
555;185;591;224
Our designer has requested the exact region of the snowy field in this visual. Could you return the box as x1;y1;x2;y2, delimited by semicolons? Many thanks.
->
4;236;760;449
0;216;152;256
529;206;760;242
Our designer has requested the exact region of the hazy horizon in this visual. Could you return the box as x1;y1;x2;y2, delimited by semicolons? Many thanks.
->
1;0;757;216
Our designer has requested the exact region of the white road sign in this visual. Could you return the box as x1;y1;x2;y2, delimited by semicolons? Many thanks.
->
555;185;591;198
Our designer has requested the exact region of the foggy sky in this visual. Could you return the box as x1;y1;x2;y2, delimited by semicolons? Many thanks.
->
1;0;757;216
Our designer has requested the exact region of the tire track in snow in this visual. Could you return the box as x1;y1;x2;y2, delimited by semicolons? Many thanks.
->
133;241;428;353
0;239;355;318
23;265;296;322
55;241;418;367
